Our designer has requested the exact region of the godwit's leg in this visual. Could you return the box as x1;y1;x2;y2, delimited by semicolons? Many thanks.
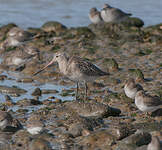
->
84;82;88;100
76;82;79;100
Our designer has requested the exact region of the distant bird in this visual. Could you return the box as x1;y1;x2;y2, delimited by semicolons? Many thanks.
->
89;7;103;24
101;3;132;23
2;49;37;66
147;136;162;150
124;78;143;99
0;27;33;49
135;90;162;113
34;52;109;100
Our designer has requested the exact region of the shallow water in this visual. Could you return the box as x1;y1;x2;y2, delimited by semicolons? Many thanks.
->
0;56;74;113
0;0;161;28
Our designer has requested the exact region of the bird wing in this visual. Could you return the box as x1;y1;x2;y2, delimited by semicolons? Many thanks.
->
136;84;143;91
144;95;162;107
111;8;132;17
68;56;109;76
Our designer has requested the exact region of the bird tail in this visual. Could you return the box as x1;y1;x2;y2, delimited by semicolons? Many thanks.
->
100;71;110;76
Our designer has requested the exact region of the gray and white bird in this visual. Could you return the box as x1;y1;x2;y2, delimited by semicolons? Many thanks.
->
89;7;103;24
124;78;143;99
147;136;162;150
135;90;162;113
1;27;33;49
101;4;132;23
34;52;109;99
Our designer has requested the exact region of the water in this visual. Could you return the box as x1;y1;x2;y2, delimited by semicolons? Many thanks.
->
0;62;74;111
0;0;161;28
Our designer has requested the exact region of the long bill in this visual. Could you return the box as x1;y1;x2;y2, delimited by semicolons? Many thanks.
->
33;58;55;76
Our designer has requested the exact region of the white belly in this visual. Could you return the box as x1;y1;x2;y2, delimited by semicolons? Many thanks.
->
89;15;101;24
135;97;160;112
101;10;113;22
124;86;137;99
12;57;24;65
27;127;43;135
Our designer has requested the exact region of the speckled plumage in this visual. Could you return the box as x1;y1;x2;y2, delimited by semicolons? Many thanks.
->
135;90;162;112
34;52;109;99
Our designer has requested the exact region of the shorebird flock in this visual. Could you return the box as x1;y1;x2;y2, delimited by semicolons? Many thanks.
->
33;51;162;115
124;78;162;114
0;4;161;149
89;3;132;24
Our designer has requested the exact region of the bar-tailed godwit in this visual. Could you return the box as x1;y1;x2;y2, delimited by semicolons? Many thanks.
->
34;52;109;100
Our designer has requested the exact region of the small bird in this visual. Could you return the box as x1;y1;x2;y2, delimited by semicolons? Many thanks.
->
0;27;33;49
147;136;162;150
89;7;103;24
124;78;143;99
0;111;13;130
26;120;45;135
101;3;132;23
135;90;162;113
34;52;109;100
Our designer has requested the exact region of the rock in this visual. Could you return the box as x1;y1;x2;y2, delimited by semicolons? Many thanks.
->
17;98;42;106
4;95;15;106
128;68;145;81
0;75;7;80
17;78;33;83
32;88;42;96
79;129;116;150
42;21;67;34
103;58;119;71
68;123;88;137
68;27;95;39
0;85;27;95
121;17;144;28
29;138;52;150
10;130;32;150
0;132;11;150
107;123;136;140
42;89;59;94
115;131;151;150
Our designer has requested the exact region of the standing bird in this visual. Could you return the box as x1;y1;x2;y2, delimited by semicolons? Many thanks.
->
89;7;103;24
135;90;162;113
101;4;132;23
124;78;143;99
147;136;162;150
34;52;109;100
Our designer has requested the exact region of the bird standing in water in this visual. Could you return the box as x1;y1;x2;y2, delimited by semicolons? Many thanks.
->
34;52;109;100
